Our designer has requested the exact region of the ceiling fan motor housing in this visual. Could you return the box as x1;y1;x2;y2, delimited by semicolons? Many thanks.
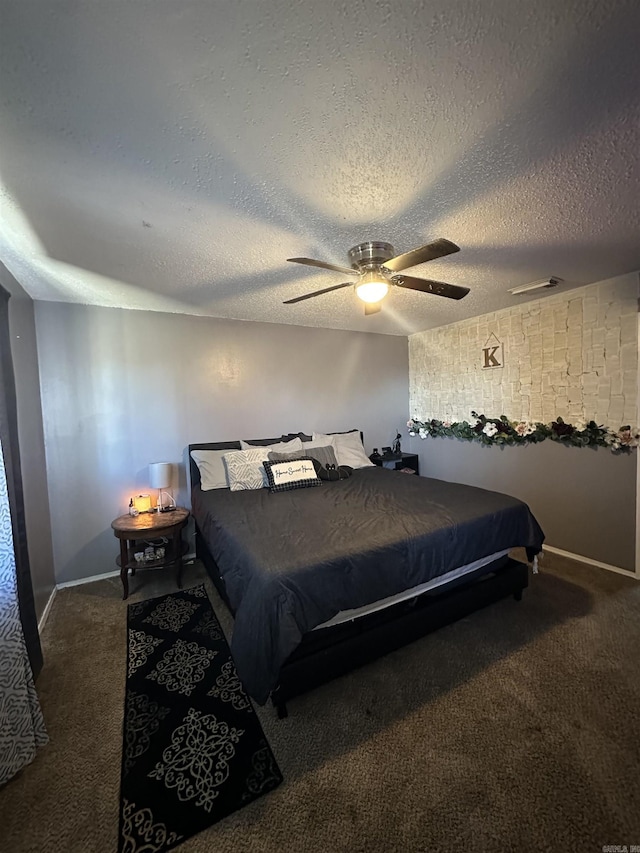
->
348;241;395;270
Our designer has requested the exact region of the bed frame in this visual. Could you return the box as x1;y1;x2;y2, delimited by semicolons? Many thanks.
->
188;437;529;717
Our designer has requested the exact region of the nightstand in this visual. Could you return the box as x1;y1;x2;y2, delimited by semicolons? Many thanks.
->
371;452;419;475
111;507;189;600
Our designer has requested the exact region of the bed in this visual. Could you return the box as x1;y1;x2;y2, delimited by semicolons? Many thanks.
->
189;433;544;716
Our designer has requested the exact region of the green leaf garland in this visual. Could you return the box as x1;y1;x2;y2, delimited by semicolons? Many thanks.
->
407;413;639;453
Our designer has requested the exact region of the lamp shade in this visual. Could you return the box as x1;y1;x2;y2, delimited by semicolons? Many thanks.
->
149;462;172;490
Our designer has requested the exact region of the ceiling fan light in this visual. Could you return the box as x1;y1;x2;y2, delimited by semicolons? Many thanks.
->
356;274;389;303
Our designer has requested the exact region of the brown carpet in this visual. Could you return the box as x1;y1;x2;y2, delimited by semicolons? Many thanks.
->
1;551;639;853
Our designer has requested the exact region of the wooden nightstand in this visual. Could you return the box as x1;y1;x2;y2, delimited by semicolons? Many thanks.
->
111;507;189;600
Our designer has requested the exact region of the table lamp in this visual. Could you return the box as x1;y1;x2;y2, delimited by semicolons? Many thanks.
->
149;462;175;512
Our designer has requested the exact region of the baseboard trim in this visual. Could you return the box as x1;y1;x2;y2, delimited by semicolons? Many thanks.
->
38;586;57;633
52;548;637;593
543;545;638;579
56;569;120;589
56;557;199;590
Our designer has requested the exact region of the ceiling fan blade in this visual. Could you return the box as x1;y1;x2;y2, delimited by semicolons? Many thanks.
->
382;238;460;273
364;301;382;315
287;257;358;276
392;274;470;300
283;282;354;304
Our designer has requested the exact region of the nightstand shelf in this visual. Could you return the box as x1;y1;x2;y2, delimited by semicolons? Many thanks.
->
116;540;189;572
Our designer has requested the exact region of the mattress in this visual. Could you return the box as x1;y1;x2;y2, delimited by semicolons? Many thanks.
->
314;548;512;629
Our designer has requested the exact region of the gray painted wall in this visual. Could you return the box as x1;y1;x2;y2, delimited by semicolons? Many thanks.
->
34;302;410;584
407;434;636;572
1;263;56;619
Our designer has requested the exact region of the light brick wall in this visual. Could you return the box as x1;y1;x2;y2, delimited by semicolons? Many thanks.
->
409;272;638;427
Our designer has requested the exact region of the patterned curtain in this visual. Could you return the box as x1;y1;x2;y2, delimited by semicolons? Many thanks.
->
0;434;48;785
0;283;42;677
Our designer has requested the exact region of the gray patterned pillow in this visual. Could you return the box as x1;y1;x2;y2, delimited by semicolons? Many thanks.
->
268;444;338;469
222;448;269;491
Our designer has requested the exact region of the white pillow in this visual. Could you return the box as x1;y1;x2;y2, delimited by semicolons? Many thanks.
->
190;449;230;490
223;447;271;492
312;430;375;469
239;437;303;453
300;437;336;450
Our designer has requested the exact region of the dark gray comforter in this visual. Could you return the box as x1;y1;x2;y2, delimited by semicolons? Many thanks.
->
192;466;544;703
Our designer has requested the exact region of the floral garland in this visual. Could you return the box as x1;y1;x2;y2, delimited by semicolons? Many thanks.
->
407;413;639;453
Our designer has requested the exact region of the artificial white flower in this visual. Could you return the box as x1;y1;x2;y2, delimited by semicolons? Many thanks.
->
617;428;640;448
604;428;621;449
604;428;618;444
418;428;428;439
514;422;532;436
483;422;498;437
573;420;587;432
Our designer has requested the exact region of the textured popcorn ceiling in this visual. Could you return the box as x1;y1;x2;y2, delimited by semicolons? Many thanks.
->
1;0;639;336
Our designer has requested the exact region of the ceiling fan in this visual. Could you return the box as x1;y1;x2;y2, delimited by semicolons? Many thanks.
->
284;238;469;315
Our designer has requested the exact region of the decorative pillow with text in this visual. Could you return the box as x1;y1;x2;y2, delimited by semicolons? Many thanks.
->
263;458;322;493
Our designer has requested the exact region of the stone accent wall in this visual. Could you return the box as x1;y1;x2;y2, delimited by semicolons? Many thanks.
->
409;273;638;427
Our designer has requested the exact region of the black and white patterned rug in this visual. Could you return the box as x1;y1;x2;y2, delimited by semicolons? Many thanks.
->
118;585;282;853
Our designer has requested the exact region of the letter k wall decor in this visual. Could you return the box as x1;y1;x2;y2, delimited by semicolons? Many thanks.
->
482;333;504;370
